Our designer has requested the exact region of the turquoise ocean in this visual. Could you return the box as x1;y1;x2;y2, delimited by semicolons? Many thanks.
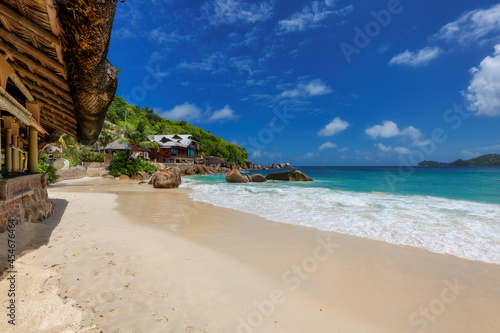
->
182;167;500;264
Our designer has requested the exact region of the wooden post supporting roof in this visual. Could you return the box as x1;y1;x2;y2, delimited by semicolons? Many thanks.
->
26;102;40;173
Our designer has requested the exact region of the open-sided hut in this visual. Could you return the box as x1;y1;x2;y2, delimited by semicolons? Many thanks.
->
0;0;118;231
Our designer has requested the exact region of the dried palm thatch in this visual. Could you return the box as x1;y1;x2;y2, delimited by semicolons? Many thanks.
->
0;0;118;147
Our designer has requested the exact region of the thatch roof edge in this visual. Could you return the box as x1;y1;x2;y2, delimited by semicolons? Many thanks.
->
55;0;118;145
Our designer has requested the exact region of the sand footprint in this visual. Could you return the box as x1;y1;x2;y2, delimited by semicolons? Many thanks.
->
150;311;169;323
149;291;168;299
185;326;206;333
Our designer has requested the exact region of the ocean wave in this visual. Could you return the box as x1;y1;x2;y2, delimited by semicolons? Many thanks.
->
186;182;500;264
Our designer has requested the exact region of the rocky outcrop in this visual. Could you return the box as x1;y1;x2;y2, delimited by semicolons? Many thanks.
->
269;163;292;169
266;170;312;182
119;175;131;181
203;156;238;170
138;171;152;181
152;162;166;171
225;169;247;183
247;174;267;183
151;167;182;188
179;165;211;176
243;162;268;170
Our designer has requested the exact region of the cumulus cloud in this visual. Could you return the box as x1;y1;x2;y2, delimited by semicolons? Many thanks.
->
365;121;400;139
208;105;240;122
161;103;239;122
463;44;500;116
366;121;429;146
318;117;350;137
434;3;500;44
278;1;353;33
160;103;203;121
203;0;274;25
319;142;338;151
280;79;332;98
389;47;442;67
375;143;393;152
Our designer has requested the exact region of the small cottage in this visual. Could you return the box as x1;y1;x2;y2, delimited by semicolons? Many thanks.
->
149;135;200;164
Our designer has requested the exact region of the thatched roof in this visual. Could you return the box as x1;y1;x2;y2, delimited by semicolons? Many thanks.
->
0;0;118;146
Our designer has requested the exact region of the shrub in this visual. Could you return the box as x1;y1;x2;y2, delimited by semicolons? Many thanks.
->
78;149;105;163
109;153;155;176
37;154;60;184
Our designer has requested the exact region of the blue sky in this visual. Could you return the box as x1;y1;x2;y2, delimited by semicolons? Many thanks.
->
109;0;500;166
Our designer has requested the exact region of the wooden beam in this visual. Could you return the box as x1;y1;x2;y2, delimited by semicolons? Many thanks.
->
28;86;74;112
32;92;76;122
45;0;66;66
39;107;77;129
0;2;60;46
40;105;76;125
0;27;65;76
22;78;72;104
40;114;77;137
45;0;60;37
40;115;76;134
13;65;71;101
0;41;67;88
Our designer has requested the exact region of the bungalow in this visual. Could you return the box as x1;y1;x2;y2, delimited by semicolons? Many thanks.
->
149;135;200;164
104;139;149;163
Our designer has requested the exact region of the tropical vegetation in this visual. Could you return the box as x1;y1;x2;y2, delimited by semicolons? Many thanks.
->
106;96;248;164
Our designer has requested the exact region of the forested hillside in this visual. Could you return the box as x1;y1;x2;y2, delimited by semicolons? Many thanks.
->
105;96;248;164
418;154;500;167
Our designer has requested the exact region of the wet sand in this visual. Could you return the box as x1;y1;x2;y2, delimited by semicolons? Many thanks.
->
1;177;499;332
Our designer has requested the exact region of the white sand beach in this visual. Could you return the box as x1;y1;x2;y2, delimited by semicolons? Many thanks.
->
1;177;500;332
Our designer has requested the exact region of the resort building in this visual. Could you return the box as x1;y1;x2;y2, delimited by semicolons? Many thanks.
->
0;1;118;231
149;134;200;164
104;139;149;162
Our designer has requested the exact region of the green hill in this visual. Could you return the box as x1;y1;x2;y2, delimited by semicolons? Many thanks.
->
418;154;500;167
105;96;248;164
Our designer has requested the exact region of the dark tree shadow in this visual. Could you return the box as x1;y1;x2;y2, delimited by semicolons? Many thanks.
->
0;199;68;279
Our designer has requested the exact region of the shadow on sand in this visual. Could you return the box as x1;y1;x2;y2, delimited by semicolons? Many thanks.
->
0;199;68;280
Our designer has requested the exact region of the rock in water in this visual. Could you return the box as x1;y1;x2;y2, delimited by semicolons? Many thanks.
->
225;169;247;183
151;167;182;188
266;170;313;182
247;174;267;183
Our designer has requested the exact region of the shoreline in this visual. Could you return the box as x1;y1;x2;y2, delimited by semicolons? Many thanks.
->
1;177;500;332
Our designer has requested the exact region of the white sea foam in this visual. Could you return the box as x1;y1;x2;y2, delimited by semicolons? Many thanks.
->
187;182;500;264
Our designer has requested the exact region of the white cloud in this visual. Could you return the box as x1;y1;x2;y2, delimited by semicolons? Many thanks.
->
434;3;500;44
365;121;400;139
394;147;411;155
389;47;442;67
318;117;350;137
178;52;228;74
160;103;203;121
203;0;274;25
161;103;239;123
303;152;315;159
366;121;430;146
463;44;500;116
300;79;332;96
278;1;353;33
319;141;338;151
280;79;332;98
339;147;349;153
208;105;239;122
375;143;393;153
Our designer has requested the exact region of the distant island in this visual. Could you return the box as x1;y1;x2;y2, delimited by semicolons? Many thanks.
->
418;154;500;167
